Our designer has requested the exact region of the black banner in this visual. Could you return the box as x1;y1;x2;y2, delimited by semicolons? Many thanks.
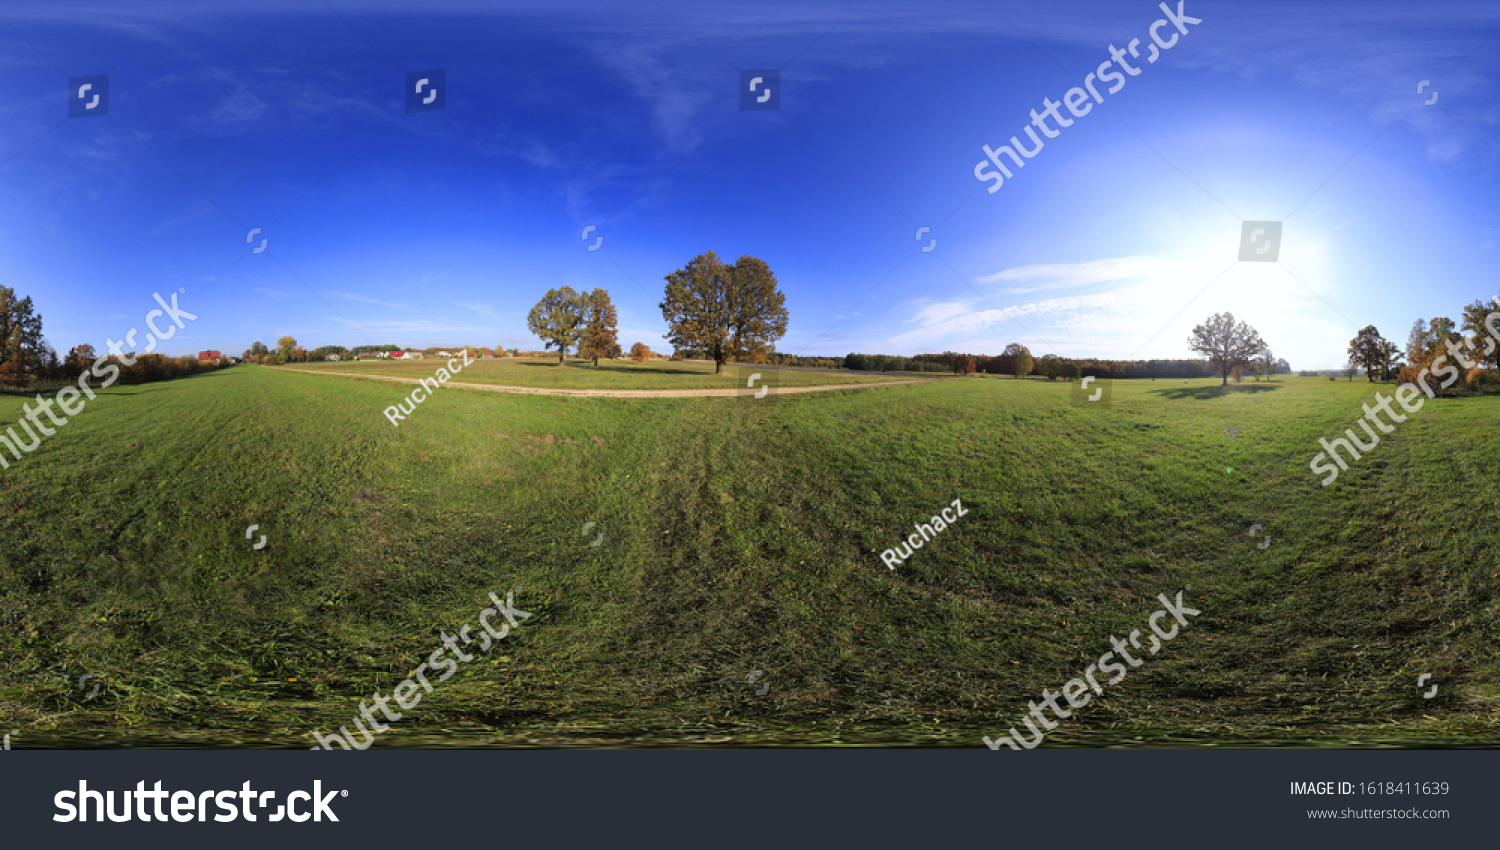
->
0;749;1490;847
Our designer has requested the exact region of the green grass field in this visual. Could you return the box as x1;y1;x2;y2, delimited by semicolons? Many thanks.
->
282;356;928;390
1;367;1496;747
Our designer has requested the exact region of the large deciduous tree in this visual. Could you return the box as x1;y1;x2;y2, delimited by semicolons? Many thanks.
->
1427;317;1457;361
999;343;1029;378
660;252;789;375
1346;326;1386;382
578;288;621;366
1013;347;1033;379
1406;319;1431;364
1036;353;1064;380
527;287;589;365
0;285;46;387
1376;338;1403;381
1257;348;1277;382
1188;312;1268;387
1460;295;1500;372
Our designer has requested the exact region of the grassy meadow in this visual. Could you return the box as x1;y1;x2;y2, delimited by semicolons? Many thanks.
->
284;355;927;390
0;366;1496;747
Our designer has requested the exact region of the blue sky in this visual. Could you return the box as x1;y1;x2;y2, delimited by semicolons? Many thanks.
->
3;0;1498;369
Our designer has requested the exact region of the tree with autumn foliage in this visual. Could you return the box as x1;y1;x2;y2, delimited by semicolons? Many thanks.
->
660;252;789;375
0;285;46;387
1188;312;1267;387
62;343;96;379
629;342;652;362
994;342;1028;376
1460;295;1500;373
578;288;621;366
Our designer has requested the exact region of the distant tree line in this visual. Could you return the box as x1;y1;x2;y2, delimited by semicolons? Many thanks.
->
248;340;529;364
0;285;231;392
841;353;952;373
839;347;1265;380
1387;293;1500;394
670;348;843;369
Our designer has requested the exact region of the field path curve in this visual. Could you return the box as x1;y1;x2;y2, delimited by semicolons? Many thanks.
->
275;367;936;398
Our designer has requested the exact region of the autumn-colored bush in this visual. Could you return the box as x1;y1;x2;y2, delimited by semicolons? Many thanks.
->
629;342;651;363
108;354;228;386
1466;367;1499;387
0;359;30;388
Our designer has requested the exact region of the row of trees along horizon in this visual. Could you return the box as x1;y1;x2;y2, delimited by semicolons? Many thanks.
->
1346;295;1500;395
0;285;232;393
4;271;1497;392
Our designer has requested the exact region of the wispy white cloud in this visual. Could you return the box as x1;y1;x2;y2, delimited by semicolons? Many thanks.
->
592;45;715;157
974;256;1186;294
455;302;504;319
320;290;412;310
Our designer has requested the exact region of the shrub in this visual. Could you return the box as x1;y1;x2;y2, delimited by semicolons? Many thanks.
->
1465;367;1499;387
